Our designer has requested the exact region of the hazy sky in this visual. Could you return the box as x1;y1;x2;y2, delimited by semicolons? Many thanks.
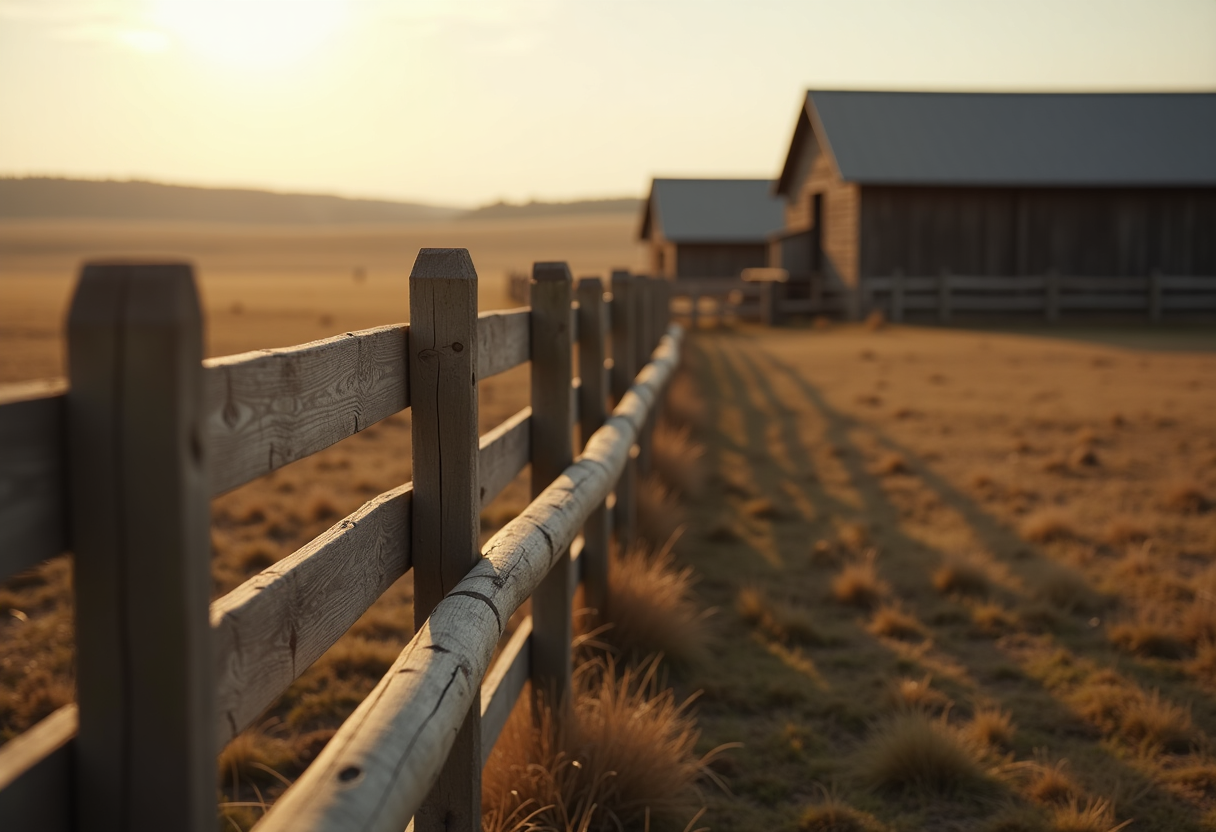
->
2;0;1214;207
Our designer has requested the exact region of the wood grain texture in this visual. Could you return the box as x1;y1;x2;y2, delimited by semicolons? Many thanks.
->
211;483;413;745
409;248;482;832
477;308;530;381
67;262;214;832
479;617;532;765
0;705;76;832
610;272;636;402
576;279;610;621
529;262;575;705
0;381;67;581
252;326;683;832
204;324;408;496
478;407;531;511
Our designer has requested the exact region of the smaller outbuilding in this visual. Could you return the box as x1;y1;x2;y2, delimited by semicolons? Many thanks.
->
639;178;784;279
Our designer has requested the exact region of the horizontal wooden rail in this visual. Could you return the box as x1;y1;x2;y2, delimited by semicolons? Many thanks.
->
205;324;410;495
252;325;683;832
0;381;68;582
476;309;531;380
0;704;75;831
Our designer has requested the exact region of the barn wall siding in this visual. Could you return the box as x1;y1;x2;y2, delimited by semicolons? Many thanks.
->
859;186;1216;278
782;128;861;287
674;243;768;279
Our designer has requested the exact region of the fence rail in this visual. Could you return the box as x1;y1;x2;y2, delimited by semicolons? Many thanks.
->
0;250;678;832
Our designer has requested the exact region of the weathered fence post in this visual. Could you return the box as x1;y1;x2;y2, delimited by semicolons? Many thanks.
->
409;248;482;831
1149;269;1163;323
938;269;952;323
67;262;214;832
531;262;574;706
1045;270;1060;323
609;270;638;550
891;269;905;322
577;277;610;624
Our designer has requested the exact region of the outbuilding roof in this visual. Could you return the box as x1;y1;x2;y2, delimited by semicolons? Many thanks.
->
640;178;785;243
776;90;1216;192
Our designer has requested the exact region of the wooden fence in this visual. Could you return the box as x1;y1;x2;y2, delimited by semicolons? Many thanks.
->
0;249;679;832
667;273;1216;326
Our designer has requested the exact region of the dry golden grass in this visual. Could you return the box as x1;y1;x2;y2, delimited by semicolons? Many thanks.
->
855;711;992;796
481;656;726;832
831;553;884;609
1100;519;1150;547
966;707;1016;749
933;560;991;597
886;675;952;716
1163;480;1212;514
652;421;706;498
1025;758;1080;805
1049;798;1131;832
637;474;685;550
1020;509;1077;544
737;587;825;646
797;789;884;832
601;540;707;667
867;605;923;641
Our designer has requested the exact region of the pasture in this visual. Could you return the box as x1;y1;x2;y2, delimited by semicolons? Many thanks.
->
2;216;1216;830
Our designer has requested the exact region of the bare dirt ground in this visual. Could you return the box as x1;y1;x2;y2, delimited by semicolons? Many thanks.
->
677;321;1216;830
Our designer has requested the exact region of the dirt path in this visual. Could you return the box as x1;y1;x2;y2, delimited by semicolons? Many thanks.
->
676;324;1216;831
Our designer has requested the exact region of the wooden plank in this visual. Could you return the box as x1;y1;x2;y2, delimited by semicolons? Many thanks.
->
1149;271;1163;322
1161;275;1216;291
67;262;214;832
1046;271;1060;323
1059;276;1149;292
409;248;483;832
204;325;408;495
938;271;951;322
948;276;1048;291
610;272;638;550
0;381;67;581
1058;294;1148;310
479;617;532;765
211;483;413;745
949;295;1047;312
529;262;574;707
252;327;684;832
0;705;76;832
576;278;610;623
478;407;531;510
477;308;530;380
890;270;904;322
1161;294;1216;311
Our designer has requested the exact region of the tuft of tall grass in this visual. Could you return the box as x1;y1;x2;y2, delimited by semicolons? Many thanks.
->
1049;798;1132;832
867;605;923;641
832;552;884;609
855;711;992;796
602;537;707;667
738;587;825;646
966;707;1016;749
933;560;991;597
482;656;729;832
637;474;685;550
651;421;706;498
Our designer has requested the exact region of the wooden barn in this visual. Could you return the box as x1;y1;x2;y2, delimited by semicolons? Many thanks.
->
640;178;784;279
771;90;1216;303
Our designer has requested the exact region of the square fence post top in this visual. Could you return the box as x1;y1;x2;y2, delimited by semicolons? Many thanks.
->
411;248;477;280
532;262;572;283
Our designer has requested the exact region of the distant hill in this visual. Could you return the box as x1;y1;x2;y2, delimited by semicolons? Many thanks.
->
462;197;641;220
0;178;644;224
0;177;462;224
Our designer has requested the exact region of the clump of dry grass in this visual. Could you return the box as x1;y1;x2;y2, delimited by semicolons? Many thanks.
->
872;453;909;476
967;707;1015;749
1101;520;1150;547
810;539;839;567
797;787;882;832
1107;614;1187;660
855;711;992;796
832;553;884;609
886;675;951;715
481;656;728;832
1070;674;1193;752
637;474;685;549
1162;480;1211;514
218;725;299;790
1049;798;1132;832
837;523;870;554
1032;566;1102;614
661;371;706;432
867;605;923;640
602;539;707;667
737;588;824;646
1025;758;1079;804
652;421;706;498
742;497;783;520
933;560;990;597
971;602;1016;637
1021;509;1077;544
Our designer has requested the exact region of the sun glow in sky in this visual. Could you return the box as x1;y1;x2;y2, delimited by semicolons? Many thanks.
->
1;0;1214;206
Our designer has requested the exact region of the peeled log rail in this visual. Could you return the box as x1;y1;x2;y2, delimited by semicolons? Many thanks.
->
254;325;683;832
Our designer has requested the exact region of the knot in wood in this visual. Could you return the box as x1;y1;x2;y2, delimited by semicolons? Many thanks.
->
451;341;464;353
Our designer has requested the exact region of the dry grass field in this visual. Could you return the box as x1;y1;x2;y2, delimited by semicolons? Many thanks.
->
4;217;1216;830
676;321;1216;831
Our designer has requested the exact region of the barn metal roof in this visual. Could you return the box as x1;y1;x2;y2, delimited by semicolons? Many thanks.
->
639;178;785;243
778;91;1216;190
